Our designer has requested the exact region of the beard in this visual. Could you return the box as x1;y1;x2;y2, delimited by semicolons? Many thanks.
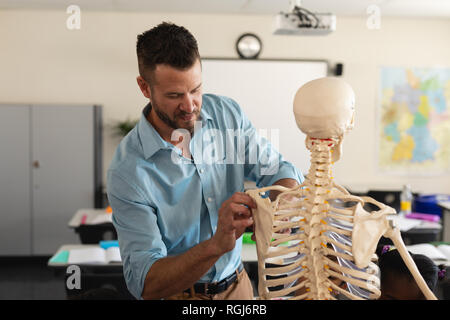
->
151;99;200;134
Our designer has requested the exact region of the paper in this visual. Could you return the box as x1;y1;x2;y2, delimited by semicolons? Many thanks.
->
406;243;450;262
68;247;121;264
90;213;113;225
105;247;121;263
413;221;442;230
439;201;450;210
436;244;450;261
389;214;441;230
388;215;422;231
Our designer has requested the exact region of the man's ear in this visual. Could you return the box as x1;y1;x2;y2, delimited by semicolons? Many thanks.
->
136;76;151;99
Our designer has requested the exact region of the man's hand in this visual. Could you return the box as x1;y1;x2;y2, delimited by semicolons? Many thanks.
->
211;192;256;254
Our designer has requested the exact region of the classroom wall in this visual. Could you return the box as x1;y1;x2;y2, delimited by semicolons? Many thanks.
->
0;9;449;195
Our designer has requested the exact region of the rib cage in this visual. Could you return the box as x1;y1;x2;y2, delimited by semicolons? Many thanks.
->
246;138;437;300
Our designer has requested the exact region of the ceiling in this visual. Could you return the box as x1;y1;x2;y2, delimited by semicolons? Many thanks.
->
0;0;450;18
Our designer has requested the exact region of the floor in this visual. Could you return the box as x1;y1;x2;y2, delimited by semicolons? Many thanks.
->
0;257;448;300
0;257;257;300
0;257;67;300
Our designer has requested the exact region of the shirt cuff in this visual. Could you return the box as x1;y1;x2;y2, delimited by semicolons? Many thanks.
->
257;161;304;188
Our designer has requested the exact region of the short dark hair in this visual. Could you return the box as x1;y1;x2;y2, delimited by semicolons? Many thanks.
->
379;249;439;291
136;22;200;83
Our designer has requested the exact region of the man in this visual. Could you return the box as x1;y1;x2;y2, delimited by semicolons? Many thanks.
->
107;22;304;300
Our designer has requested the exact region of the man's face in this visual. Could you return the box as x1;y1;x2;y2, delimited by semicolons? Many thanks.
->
147;59;203;134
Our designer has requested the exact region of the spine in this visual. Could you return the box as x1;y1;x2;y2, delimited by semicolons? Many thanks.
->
303;138;335;299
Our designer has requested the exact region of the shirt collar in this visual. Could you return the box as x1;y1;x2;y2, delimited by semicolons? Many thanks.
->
138;103;168;160
137;101;213;160
199;102;213;122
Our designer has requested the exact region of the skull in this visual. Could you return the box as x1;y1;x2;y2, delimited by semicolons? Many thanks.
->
293;77;355;162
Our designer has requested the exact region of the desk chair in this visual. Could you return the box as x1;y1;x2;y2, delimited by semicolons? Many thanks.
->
65;271;135;300
75;223;117;244
366;190;401;212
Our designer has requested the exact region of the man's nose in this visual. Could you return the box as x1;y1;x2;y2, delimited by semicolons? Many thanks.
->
179;94;195;113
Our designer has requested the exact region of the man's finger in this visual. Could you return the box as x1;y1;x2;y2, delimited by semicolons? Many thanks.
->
230;202;252;217
233;217;253;230
231;192;257;209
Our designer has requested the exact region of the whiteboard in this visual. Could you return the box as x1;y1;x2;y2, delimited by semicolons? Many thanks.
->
201;58;328;175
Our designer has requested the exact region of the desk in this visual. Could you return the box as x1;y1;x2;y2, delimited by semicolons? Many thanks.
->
439;201;450;242
386;215;442;245
49;243;260;297
48;244;133;300
242;244;258;262
69;209;117;244
48;244;121;268
68;209;112;227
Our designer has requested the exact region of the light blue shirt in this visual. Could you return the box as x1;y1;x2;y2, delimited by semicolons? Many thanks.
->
107;93;304;299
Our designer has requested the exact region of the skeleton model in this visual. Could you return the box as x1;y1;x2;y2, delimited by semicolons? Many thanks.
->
246;77;437;300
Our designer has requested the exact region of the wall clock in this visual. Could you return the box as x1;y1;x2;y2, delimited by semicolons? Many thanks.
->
236;33;262;59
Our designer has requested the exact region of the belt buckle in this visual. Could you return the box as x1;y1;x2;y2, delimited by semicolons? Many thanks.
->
205;266;240;295
205;281;218;295
224;274;233;288
209;278;228;295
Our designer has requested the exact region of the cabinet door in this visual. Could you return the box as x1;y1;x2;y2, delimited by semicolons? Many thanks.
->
31;105;95;254
0;105;32;255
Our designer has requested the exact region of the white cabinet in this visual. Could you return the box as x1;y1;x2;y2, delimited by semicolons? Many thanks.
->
0;105;32;255
0;104;103;255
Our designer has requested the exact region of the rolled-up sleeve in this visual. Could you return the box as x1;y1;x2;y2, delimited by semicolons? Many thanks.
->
237;103;304;187
107;170;167;299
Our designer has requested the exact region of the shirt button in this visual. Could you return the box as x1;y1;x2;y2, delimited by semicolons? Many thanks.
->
207;197;213;203
199;169;204;174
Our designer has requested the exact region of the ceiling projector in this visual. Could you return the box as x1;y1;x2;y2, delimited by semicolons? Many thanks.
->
273;4;336;36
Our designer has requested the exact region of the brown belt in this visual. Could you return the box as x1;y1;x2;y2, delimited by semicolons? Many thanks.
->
184;262;244;295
